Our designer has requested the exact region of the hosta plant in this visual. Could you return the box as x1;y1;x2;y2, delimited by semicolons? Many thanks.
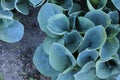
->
33;0;120;80
0;0;45;43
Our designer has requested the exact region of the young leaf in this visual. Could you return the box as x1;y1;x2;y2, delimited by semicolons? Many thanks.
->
33;44;59;77
101;37;119;60
87;0;107;11
15;0;29;15
57;69;76;80
0;20;24;43
111;0;120;11
49;43;76;72
74;61;97;80
47;13;70;35
108;11;119;24
79;25;107;52
77;17;95;33
85;10;111;27
68;3;81;15
50;0;73;10
37;3;62;37
64;30;83;53
106;24;120;39
77;50;99;67
96;58;120;79
1;0;15;10
29;0;45;7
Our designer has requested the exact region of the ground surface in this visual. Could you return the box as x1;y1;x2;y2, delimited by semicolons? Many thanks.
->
0;7;50;80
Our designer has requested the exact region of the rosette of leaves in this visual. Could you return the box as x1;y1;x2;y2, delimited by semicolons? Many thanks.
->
33;0;120;80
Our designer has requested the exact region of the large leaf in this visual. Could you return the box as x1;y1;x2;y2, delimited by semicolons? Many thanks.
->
0;20;24;43
29;0;45;7
49;43;76;72
47;13;70;35
33;44;59;77
106;24;120;39
79;25;107;52
50;0;73;10
1;0;15;10
77;17;95;33
15;0;29;15
101;37;119;60
64;30;83;53
96;58;120;79
37;3;62;38
85;10;111;27
74;61;98;80
77;50;99;67
57;69;76;80
111;0;120;11
87;0;107;11
108;11;119;24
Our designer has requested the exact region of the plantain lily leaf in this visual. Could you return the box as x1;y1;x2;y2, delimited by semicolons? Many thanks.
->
37;3;62;38
108;11;119;24
77;50;99;67
29;0;45;7
101;37;119;60
87;0;107;11
0;20;24;43
77;17;95;33
111;0;120;11
49;43;76;72
43;36;64;55
47;13;70;35
57;69;76;80
33;44;59;77
68;3;81;15
96;58;120;79
74;61;97;80
64;30;83;53
85;10;111;27
79;25;107;52
50;0;73;10
1;0;15;10
15;0;29;15
106;24;120;38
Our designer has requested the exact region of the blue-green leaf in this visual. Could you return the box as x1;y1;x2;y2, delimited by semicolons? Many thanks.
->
33;44;59;77
0;20;24;43
101;37;119;60
37;3;62;38
77;17;95;33
64;30;83;53
50;0;73;10
29;0;45;7
74;61;97;80
79;25;107;52
111;0;120;11
96;58;120;79
57;69;76;80
1;0;15;10
15;0;29;15
43;36;64;55
108;11;119;24
47;13;70;35
106;24;120;39
77;50;99;67
68;3;81;15
87;0;107;11
49;43;76;72
85;10;111;27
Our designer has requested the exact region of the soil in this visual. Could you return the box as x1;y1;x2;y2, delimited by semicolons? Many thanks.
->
0;6;50;80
